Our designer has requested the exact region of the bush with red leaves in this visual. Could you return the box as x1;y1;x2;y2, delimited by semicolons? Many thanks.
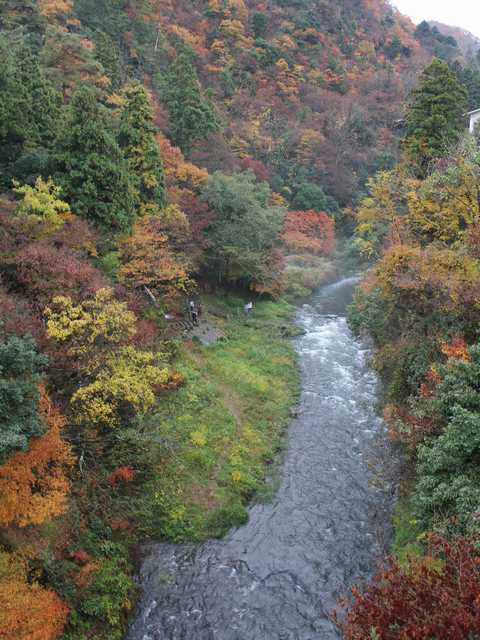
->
108;467;136;487
14;243;106;306
335;535;480;640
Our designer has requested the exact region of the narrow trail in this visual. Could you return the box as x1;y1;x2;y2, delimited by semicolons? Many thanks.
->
127;277;398;640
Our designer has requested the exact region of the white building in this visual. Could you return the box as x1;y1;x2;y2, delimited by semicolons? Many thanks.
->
468;107;480;133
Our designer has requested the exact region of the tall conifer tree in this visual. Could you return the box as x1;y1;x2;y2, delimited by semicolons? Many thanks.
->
164;50;219;154
55;86;136;230
404;59;468;174
118;82;167;212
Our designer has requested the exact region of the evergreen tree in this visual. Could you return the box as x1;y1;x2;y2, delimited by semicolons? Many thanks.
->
404;59;468;174
55;85;136;231
92;30;122;91
163;50;219;154
452;61;480;111
118;82;167;212
0;333;47;459
0;42;61;184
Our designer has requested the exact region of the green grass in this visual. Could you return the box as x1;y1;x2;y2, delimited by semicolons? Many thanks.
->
136;294;300;541
391;490;426;566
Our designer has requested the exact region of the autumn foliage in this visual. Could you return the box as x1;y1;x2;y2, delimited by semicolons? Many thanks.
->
337;536;480;640
282;210;336;255
0;552;69;640
0;387;73;527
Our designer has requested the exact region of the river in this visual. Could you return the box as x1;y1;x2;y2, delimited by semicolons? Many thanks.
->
127;277;397;640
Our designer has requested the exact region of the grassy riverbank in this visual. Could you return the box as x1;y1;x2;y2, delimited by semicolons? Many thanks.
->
57;294;300;640
137;294;300;541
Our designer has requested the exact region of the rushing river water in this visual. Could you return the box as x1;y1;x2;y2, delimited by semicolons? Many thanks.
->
127;277;397;640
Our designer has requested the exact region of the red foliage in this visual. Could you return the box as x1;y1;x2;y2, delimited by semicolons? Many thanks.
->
69;550;92;566
14;243;106;307
239;157;271;182
336;535;480;640
110;518;131;531
383;402;437;447
282;210;336;255
0;284;45;345
176;190;215;249
108;466;136;487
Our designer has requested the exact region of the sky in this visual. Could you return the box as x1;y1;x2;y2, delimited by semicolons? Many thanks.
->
391;0;480;38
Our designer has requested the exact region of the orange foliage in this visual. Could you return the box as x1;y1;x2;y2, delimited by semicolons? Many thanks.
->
157;134;208;193
384;402;437;447
0;388;74;527
0;552;68;640
108;466;136;487
118;214;193;300
419;366;442;400
282;210;336;255
440;336;471;362
38;0;73;17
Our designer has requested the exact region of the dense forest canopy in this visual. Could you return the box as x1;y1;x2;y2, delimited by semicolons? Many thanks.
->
1;1;480;639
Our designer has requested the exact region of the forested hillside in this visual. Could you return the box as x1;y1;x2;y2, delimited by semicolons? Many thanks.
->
1;1;480;639
341;58;480;639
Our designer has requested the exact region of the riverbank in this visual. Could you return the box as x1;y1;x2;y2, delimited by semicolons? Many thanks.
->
58;292;300;640
127;276;396;640
135;293;300;542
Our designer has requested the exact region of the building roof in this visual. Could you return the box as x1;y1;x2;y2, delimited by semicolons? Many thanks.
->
467;107;480;116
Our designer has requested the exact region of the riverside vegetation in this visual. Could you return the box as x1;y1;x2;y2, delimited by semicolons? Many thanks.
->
340;59;480;639
2;1;480;639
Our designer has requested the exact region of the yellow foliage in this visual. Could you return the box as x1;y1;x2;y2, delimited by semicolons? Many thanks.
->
45;288;136;368
406;160;480;244
275;59;304;98
13;177;71;238
296;129;326;163
355;171;413;259
226;0;248;20
272;34;297;50
71;347;169;429
219;19;253;48
270;192;288;208
190;429;207;446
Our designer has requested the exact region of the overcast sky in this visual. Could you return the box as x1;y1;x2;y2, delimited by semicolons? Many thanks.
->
391;0;480;38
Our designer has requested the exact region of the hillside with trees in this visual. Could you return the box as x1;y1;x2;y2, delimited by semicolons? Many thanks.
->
342;57;480;639
1;1;479;639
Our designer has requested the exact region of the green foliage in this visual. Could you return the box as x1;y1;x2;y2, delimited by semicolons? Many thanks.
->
162;50;219;154
202;171;285;285
415;346;480;534
0;41;61;185
391;492;425;565
252;12;268;39
55;85;137;230
118;82;167;211
80;557;133;633
404;59;468;174
452;60;480;111
291;182;339;216
92;29;123;91
0;332;47;458
414;21;460;62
